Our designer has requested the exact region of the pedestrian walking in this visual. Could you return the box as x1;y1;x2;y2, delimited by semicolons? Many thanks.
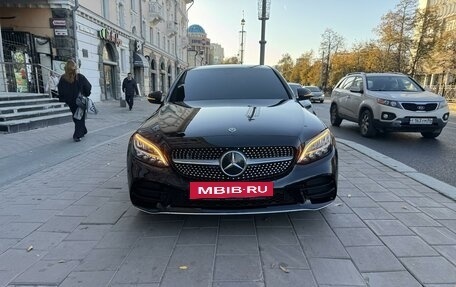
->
57;59;92;142
45;71;60;98
122;73;139;111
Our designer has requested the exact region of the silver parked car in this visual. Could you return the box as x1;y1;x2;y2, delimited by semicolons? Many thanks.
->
288;83;316;115
304;86;325;103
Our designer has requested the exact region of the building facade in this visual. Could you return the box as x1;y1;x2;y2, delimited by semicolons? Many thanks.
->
0;0;193;101
417;0;456;99
187;24;210;67
209;43;224;65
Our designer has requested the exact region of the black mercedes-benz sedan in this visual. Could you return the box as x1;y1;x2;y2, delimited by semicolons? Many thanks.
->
127;65;338;215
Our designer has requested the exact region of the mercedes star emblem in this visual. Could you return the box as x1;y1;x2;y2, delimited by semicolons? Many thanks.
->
220;151;247;177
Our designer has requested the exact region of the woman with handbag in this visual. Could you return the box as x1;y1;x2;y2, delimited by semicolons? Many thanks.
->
57;59;92;142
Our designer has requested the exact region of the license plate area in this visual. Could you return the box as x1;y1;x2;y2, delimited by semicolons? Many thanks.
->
410;118;433;125
190;182;273;200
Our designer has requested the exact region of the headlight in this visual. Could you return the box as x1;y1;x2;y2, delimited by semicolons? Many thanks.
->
377;98;402;109
297;129;333;164
439;100;448;109
132;133;169;167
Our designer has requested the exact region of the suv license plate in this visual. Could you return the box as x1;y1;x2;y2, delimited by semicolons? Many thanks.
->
190;182;273;199
410;118;433;125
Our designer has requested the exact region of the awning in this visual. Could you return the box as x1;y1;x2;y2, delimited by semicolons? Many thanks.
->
133;52;150;68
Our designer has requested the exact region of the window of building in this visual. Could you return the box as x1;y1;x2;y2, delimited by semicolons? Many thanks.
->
142;20;146;39
131;0;136;11
150;27;154;45
120;49;126;72
167;40;170;52
157;31;161;48
102;0;109;18
118;4;125;28
162;36;165;49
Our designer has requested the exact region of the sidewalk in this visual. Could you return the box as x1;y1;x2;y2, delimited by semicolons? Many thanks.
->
0;98;455;286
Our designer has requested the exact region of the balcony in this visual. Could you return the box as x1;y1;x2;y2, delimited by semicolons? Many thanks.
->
167;21;178;37
148;2;164;25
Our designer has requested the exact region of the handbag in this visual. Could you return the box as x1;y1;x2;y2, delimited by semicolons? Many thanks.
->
86;98;98;114
75;93;86;109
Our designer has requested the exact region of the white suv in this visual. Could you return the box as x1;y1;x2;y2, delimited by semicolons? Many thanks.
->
330;72;450;138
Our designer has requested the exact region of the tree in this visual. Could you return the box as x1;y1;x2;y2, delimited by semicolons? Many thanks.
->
410;6;442;76
222;56;240;64
275;53;294;81
319;29;344;91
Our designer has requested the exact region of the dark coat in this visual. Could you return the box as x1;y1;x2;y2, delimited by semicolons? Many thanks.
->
57;74;92;107
122;78;139;96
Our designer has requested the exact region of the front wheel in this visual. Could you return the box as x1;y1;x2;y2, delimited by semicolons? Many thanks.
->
330;104;342;127
421;130;441;138
359;110;377;137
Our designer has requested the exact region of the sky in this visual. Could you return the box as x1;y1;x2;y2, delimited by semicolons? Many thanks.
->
188;0;401;65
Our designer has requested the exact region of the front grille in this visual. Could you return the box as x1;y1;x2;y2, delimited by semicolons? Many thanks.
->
171;146;295;180
401;103;438;111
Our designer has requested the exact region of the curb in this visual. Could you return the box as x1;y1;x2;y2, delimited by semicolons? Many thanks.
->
337;138;456;201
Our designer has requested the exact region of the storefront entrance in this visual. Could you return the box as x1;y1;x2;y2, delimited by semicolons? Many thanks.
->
102;44;117;100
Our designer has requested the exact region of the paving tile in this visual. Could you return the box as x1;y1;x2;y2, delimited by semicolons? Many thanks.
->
217;235;259;255
44;241;98;260
260;244;309;269
262;268;317;287
12;209;57;223
160;267;211;287
219;220;255;236
393;212;442;227
421;208;456;220
60;270;115;287
256;227;298;245
65;224;111;241
379;202;420;213
381;236;438;257
400;256;456;284
110;216;155;232
333;227;383;247
0;249;44;275
389;188;423;197
362;271;422;287
75;248;130;271
291;219;334;237
254;213;291;227
365;192;403;202
346;246;404;272
322;213;366;228
319;200;353;214
144;220;184;237
183;216;219;228
177;228;217;245
212;282;264;287
13;231;68;251
289;211;324;220
364;219;414;236
410;227;456;245
82;202;129;224
405;197;444;208
341;196;379;208
0;222;41;239
434;245;456;265
299;233;350;259
37;216;84;233
352;207;395;220
58;204;99;217
0;238;19;254
95;231;143;249
11;260;79;286
214;255;262;281
309;258;365;286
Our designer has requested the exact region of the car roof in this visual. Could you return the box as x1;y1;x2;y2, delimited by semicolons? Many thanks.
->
190;64;271;71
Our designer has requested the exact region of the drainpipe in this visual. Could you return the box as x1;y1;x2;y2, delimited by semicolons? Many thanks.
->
0;22;5;92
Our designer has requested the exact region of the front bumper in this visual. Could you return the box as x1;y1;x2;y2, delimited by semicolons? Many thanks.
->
127;148;338;215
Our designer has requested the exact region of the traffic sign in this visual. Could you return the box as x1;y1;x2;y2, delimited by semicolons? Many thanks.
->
50;18;67;27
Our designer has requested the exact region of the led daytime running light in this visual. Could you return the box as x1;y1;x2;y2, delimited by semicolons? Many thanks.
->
133;133;169;166
298;129;332;164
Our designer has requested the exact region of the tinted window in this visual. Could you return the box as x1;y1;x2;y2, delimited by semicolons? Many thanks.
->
306;86;321;92
288;83;301;96
171;67;289;101
341;76;355;90
367;75;424;92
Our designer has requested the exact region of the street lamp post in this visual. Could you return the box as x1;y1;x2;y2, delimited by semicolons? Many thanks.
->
258;0;270;65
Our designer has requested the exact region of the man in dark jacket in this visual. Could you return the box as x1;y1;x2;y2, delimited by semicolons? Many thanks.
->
122;73;139;110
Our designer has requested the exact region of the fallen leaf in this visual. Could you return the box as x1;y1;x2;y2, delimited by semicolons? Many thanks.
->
279;263;289;273
401;206;408;210
335;203;343;207
347;194;352;198
179;265;188;270
26;246;33;252
58;260;65;263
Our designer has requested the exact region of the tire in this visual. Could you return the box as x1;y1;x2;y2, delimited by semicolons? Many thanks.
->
421;130;441;138
330;104;342;127
359;109;377;137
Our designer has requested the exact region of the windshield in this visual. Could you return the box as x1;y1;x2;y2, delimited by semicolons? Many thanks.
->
366;75;424;92
170;67;290;102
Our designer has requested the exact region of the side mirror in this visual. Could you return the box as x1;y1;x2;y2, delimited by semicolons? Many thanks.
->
297;87;312;101
350;86;363;93
147;91;163;104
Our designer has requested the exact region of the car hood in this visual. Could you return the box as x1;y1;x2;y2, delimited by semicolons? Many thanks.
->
368;90;445;102
137;100;326;147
